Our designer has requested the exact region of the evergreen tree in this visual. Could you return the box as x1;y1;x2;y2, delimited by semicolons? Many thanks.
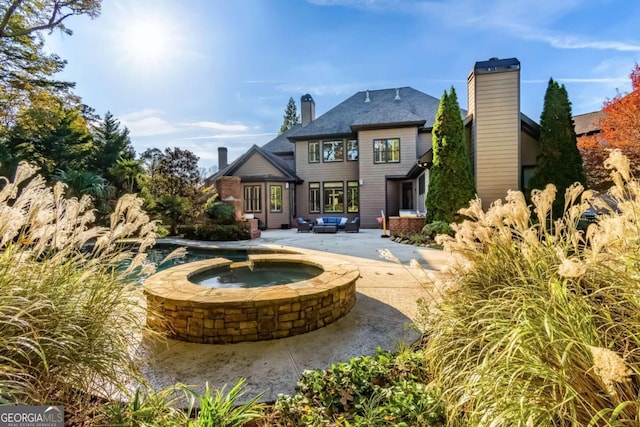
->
425;87;475;223
279;97;299;134
92;111;135;181
529;79;586;214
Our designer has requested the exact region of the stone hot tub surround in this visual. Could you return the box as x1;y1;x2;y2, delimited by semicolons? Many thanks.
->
144;254;359;344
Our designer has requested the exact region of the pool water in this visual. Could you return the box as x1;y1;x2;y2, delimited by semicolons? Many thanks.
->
190;263;322;288
146;244;249;272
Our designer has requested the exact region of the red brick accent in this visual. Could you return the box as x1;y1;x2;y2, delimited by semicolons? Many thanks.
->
388;216;425;235
241;218;261;239
215;176;242;220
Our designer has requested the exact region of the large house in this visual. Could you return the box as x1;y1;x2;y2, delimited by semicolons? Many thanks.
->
213;57;542;229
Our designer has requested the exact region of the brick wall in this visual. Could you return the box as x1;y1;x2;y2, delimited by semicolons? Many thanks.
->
388;216;425;235
215;176;242;220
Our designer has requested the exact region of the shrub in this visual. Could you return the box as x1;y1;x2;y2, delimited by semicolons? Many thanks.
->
421;221;454;239
179;224;250;241
103;379;263;427
269;348;445;426
420;150;640;426
205;201;236;224
0;162;158;417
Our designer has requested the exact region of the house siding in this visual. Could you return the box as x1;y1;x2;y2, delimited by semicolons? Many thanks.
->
358;127;418;228
521;131;539;166
417;131;432;156
235;153;283;177
294;140;359;222
472;69;520;209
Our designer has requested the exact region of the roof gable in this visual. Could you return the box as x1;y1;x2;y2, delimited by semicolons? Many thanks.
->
212;145;300;182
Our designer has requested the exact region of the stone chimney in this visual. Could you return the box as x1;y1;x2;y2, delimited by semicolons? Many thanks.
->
301;94;315;126
218;147;228;171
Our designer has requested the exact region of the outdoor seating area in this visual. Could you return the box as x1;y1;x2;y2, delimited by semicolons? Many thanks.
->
296;217;360;233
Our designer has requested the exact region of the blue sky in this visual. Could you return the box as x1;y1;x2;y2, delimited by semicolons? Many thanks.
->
45;0;640;170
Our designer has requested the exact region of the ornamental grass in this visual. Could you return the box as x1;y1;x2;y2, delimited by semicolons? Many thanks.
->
0;162;158;416
421;150;640;426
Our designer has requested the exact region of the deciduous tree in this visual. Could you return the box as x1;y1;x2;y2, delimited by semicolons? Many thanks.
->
529;79;586;214
578;64;640;190
425;87;475;223
0;0;101;128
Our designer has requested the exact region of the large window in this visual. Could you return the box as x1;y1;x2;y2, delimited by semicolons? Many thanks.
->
522;166;536;191
309;182;321;213
373;138;400;163
322;140;344;162
244;185;261;213
347;139;359;161
309;141;320;163
323;182;344;213
270;185;282;212
347;181;359;213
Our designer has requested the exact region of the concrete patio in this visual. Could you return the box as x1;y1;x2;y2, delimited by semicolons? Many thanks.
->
138;229;449;402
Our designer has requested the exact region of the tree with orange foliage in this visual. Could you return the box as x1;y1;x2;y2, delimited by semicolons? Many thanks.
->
578;64;640;190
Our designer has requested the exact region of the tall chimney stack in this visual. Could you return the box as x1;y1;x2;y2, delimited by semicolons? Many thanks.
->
301;94;315;126
218;147;228;171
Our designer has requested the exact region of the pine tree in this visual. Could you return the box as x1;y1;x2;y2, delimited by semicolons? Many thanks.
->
279;97;299;134
92;111;135;182
425;87;475;223
529;79;586;214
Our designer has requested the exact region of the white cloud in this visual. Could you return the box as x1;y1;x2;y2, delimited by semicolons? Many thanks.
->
179;133;277;141
185;121;251;132
120;109;177;137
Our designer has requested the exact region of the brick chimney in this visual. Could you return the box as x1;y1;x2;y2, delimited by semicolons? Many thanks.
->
301;94;315;126
218;147;228;171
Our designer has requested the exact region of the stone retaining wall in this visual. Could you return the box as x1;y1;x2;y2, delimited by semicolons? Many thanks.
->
144;255;359;344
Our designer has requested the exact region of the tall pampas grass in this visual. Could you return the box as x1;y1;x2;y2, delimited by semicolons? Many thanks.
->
0;162;158;416
421;150;640;426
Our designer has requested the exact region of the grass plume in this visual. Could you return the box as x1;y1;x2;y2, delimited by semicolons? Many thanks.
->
421;149;640;426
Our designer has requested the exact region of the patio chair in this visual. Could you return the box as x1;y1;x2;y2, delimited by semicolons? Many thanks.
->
344;217;360;233
296;217;313;233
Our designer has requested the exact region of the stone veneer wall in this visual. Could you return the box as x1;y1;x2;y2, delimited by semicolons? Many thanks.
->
144;255;359;344
388;216;425;235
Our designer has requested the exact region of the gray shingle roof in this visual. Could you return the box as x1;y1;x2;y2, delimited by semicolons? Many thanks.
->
261;124;299;154
288;87;447;140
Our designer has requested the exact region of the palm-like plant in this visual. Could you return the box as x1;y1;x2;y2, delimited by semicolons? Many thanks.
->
109;157;147;194
53;168;109;199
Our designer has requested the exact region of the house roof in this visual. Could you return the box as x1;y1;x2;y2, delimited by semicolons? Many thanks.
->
474;57;520;75
261;124;300;154
211;144;301;183
573;111;604;136
287;87;449;140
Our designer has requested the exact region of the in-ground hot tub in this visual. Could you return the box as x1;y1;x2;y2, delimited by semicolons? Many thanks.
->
144;254;359;344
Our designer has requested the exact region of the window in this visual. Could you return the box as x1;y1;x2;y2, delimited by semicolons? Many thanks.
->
309;182;321;213
323;182;344;213
322;140;344;162
522;166;537;191
373;138;400;163
347;139;359;161
309;141;320;163
347;181;359;213
270;185;282;212
244;185;261;212
418;173;426;195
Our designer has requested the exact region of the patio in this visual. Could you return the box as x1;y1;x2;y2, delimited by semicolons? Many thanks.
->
137;230;449;402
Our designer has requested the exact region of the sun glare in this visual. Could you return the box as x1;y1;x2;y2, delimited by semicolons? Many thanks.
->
113;7;183;73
